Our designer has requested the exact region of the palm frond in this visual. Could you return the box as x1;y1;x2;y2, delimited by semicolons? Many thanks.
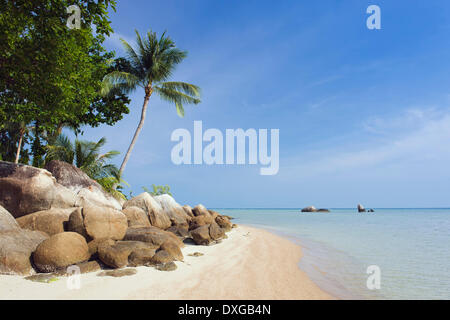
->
101;71;142;96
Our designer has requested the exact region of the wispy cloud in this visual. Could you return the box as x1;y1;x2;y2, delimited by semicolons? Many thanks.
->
282;107;450;177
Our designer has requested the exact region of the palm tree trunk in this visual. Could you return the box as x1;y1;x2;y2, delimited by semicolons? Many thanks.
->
15;129;24;164
118;89;152;180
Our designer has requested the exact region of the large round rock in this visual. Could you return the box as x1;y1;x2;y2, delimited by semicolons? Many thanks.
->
33;232;90;273
83;206;128;240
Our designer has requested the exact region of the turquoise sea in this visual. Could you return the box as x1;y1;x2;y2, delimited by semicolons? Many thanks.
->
215;208;450;300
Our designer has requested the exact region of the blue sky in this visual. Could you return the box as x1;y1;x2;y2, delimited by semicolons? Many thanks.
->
78;0;450;208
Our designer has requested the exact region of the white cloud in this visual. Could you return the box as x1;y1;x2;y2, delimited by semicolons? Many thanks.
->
282;107;450;177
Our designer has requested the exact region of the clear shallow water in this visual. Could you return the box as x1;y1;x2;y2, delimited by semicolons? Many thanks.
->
214;208;450;300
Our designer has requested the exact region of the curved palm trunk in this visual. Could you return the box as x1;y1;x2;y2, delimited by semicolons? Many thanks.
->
118;89;153;180
14;129;25;164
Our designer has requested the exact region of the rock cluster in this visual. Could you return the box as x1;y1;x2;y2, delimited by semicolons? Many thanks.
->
301;206;330;213
0;161;235;276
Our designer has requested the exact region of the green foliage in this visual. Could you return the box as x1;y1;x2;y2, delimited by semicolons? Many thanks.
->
143;185;173;197
0;0;130;162
46;134;127;199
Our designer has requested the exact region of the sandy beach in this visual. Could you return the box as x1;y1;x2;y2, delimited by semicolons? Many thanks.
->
0;226;332;300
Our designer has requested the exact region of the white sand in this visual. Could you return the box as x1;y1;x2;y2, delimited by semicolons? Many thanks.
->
0;226;333;300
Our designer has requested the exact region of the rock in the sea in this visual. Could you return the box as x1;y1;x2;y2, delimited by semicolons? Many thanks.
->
45;160;122;210
0;229;49;275
358;204;366;213
124;227;184;248
16;208;80;236
317;209;330;213
0;205;20;232
70;206;128;241
301;206;318;212
123;193;171;230
122;206;151;228
368;209;375;213
32;232;90;273
190;225;212;245
0;161;77;218
215;215;232;232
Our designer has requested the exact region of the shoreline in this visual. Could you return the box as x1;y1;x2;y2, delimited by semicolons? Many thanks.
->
0;225;333;300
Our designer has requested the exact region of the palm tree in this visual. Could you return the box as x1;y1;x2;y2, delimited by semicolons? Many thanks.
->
45;135;126;199
101;30;201;180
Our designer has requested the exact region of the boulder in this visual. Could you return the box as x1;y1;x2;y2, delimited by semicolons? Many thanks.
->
45;160;122;210
317;209;330;213
128;247;157;267
155;262;177;271
87;238;116;256
55;261;101;275
208;210;220;220
189;215;214;230
98;241;157;268
150;250;174;265
160;241;183;261
32;232;90;273
154;194;191;227
209;222;225;240
75;187;122;211
70;206;128;241
215;215;232;232
368;209;375;213
192;204;210;217
0;205;20;233
190;225;212;245
123;193;171;229
67;207;89;239
16;208;80;236
182;205;195;218
0;230;49;275
122;206;151;228
166;225;190;239
301;206;318;213
358;204;366;213
124;227;184;248
0;161;77;218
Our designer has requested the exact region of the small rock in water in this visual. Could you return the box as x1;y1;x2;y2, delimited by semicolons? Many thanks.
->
97;268;137;278
25;274;60;283
188;252;204;257
154;262;177;272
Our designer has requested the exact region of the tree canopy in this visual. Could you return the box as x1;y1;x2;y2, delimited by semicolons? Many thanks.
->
0;0;130;163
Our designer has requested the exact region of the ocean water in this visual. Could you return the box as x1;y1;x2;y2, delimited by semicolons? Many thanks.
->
215;208;450;300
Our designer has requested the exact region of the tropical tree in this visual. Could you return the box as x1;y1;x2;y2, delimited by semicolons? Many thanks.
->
45;135;126;199
101;30;201;180
143;185;173;197
0;0;130;163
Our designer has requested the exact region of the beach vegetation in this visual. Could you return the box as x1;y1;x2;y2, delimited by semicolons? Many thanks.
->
143;185;173;197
